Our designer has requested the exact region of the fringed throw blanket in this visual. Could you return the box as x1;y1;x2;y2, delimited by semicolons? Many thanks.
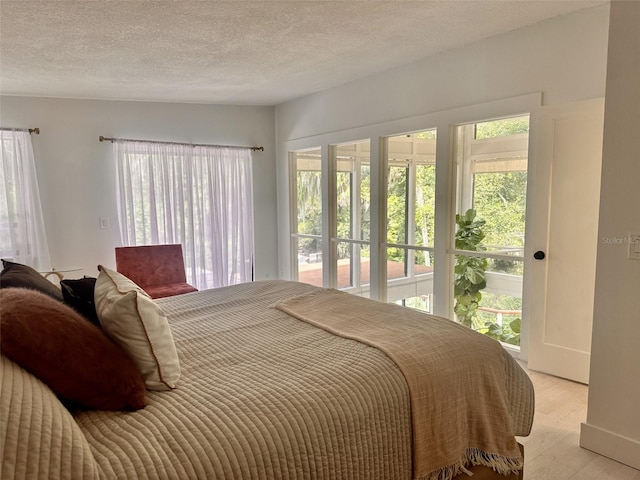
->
276;289;524;480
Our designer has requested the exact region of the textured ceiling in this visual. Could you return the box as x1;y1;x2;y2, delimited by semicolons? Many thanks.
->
0;0;606;106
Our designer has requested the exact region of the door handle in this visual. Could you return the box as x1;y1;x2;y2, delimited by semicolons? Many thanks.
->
534;250;546;260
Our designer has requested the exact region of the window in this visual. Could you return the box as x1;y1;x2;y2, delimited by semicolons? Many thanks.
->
332;141;370;294
289;131;437;306
290;148;323;287
284;96;538;356
114;140;254;290
452;115;529;346
386;130;437;313
0;130;50;269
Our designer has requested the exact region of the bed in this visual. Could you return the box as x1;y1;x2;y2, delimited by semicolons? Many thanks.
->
1;269;534;480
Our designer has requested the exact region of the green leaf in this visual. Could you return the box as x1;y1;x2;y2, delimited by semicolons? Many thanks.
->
465;268;485;284
464;209;476;223
453;209;488;328
487;322;503;336
510;317;521;334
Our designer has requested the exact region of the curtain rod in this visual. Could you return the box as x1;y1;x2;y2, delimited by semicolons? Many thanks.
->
0;127;40;134
99;135;263;152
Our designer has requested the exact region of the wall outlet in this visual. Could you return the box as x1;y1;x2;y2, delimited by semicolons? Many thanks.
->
629;233;640;260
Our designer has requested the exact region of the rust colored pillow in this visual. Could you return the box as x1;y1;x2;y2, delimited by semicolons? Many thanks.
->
0;288;146;411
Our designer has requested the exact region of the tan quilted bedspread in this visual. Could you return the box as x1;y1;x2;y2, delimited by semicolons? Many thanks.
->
276;289;527;480
0;280;534;480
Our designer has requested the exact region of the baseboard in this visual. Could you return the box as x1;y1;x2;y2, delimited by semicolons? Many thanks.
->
580;422;640;470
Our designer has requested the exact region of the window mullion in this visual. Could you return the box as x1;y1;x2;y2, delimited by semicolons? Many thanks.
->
370;138;386;302
352;151;362;289
407;156;417;278
325;145;337;288
288;152;299;280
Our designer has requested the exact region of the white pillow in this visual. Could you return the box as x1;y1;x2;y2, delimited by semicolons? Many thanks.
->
94;265;180;390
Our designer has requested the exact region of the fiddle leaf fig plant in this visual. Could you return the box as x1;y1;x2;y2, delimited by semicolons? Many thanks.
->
454;209;488;327
485;317;521;346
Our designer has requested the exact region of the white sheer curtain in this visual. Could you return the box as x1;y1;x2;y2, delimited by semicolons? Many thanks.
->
114;140;254;289
0;130;51;270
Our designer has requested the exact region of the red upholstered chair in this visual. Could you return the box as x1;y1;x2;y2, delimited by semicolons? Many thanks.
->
115;244;198;299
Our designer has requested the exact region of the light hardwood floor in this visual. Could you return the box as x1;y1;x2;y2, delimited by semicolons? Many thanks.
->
518;366;640;479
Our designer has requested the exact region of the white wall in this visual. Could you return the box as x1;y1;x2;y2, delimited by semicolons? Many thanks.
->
275;4;609;143
0;97;278;281
580;0;640;469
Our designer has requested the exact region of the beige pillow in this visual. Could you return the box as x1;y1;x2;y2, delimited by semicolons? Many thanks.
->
94;265;180;390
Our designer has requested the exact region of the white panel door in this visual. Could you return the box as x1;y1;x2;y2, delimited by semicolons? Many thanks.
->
528;98;605;384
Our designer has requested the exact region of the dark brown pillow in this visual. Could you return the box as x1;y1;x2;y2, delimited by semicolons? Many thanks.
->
0;288;146;411
60;277;100;326
0;259;64;302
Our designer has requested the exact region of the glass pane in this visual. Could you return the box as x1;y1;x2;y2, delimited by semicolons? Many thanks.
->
454;116;529;255
291;148;323;284
297;237;323;287
399;295;433;314
336;241;370;289
336;171;351;240
387;246;407;280
334;141;370;243
336;240;352;288
388;251;434;314
473;171;527;252
475;115;530;139
415;164;435;248
476;292;522;347
386;247;435;280
486;256;524;275
387;166;408;244
387;129;436;247
453;254;523;346
360;163;371;242
360;244;371;287
414;250;434;276
297;169;322;236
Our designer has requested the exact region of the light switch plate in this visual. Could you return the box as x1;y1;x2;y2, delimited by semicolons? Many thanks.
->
629;233;640;260
99;217;110;229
